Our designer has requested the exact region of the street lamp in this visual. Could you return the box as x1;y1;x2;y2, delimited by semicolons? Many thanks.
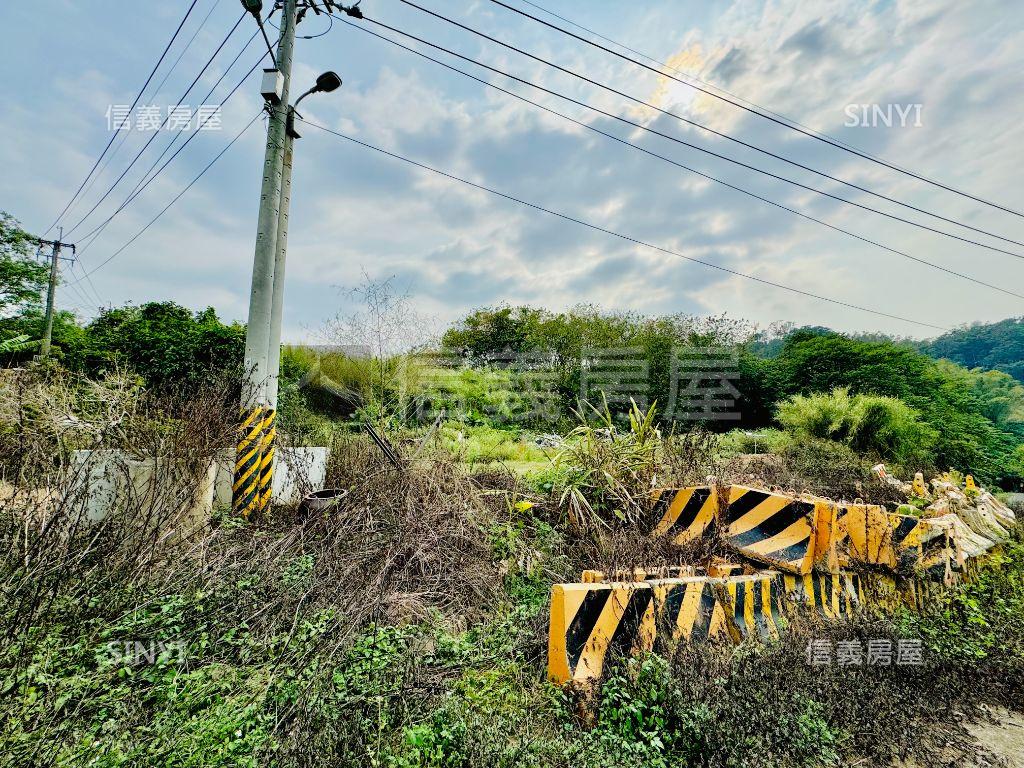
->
240;0;278;67
288;71;342;137
294;71;343;107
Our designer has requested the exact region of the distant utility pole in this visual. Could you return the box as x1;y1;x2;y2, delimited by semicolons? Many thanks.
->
233;0;346;516
35;227;76;357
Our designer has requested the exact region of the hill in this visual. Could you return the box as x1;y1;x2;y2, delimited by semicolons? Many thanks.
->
923;318;1024;382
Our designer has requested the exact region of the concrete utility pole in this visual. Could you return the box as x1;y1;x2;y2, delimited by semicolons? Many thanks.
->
233;0;345;516
37;227;76;357
263;71;342;416
266;110;295;415
233;0;346;516
256;108;295;512
234;0;298;517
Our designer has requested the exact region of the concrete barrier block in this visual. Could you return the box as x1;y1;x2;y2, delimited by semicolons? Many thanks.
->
651;486;719;545
548;581;656;686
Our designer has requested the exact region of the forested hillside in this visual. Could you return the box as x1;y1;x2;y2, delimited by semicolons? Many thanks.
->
923;318;1024;382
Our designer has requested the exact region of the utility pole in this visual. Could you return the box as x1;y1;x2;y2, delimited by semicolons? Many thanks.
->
233;0;346;517
258;107;296;511
234;0;298;518
267;108;300;415
36;227;76;357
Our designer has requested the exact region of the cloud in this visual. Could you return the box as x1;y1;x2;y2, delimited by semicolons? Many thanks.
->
2;0;1022;341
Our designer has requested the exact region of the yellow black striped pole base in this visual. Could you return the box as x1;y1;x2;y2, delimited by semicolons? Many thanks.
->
257;408;276;514
232;407;265;517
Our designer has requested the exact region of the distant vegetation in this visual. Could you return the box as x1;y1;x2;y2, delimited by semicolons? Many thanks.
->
433;307;1024;486
923;317;1024;383
3;205;1024;485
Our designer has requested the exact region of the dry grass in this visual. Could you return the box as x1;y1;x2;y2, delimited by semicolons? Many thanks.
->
0;365;501;766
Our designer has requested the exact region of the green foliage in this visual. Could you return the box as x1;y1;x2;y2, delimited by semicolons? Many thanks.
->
924;317;1024;383
280;345;427;428
417;365;556;428
85;302;244;393
0;211;49;315
0;308;86;365
776;387;937;465
0;334;31;354
579;653;842;768
442;306;751;426
932;360;1024;426
769;331;1021;484
908;537;1024;664
433;423;552;469
556;397;660;528
590;655;711;768
718;428;792;456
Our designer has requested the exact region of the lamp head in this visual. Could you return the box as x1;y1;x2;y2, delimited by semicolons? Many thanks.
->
315;71;343;93
240;0;263;16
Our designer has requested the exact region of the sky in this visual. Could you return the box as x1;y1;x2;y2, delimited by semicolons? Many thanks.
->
1;0;1022;344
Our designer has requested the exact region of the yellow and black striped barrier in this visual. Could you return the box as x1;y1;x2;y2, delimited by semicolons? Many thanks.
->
232;406;265;517
548;581;656;686
550;572;797;685
779;572;862;619
836;505;939;572
836;503;893;567
650;576;735;645
720;573;786;642
651;486;719;544
580;566;701;583
722;486;834;575
859;572;945;614
547;569;923;685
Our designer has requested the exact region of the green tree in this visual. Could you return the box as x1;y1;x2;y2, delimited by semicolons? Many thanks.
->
0;211;49;316
85;301;244;392
0;308;87;367
769;331;1019;483
923;317;1024;382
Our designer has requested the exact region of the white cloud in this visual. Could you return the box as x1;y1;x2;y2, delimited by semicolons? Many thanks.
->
2;0;1022;341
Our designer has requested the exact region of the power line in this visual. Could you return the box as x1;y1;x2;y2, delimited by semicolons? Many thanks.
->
73;52;269;257
62;11;248;239
68;254;107;308
296;115;949;332
61;263;102;310
64;0;225;227
516;0;884;163
65;0;225;306
383;3;1024;258
67;111;263;284
483;0;1024;219
434;8;1024;251
73;35;266;251
41;0;201;237
334;17;1024;302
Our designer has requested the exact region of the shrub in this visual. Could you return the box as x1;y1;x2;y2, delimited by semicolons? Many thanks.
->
777;387;937;466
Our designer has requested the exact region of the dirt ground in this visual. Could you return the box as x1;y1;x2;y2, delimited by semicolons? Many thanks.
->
964;709;1024;768
892;707;1024;768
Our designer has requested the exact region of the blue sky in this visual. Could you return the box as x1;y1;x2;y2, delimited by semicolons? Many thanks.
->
2;0;1022;343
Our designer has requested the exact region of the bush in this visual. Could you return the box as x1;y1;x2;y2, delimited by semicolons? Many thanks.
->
777;387;936;466
719;428;792;456
84;302;244;394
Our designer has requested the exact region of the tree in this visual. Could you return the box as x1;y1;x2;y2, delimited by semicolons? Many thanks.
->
85;302;244;392
923;317;1024;382
768;331;1020;483
0;212;49;316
